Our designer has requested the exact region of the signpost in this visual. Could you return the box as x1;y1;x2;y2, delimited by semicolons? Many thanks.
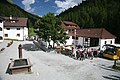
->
113;55;118;67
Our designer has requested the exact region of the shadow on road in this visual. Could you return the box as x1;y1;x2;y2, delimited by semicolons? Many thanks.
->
22;43;54;52
23;44;40;51
100;66;117;72
0;76;2;80
103;75;120;80
95;61;119;72
6;63;11;74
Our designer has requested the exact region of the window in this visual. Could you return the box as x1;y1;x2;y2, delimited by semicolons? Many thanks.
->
72;29;74;32
0;36;3;40
110;40;112;44
76;37;78;40
69;29;71;32
5;34;8;37
72;36;75;39
85;38;88;42
69;29;73;33
17;28;20;30
105;41;107;44
16;34;20;37
6;28;10;30
0;20;2;23
0;27;2;31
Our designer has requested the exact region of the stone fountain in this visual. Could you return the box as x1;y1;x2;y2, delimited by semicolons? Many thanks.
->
9;44;31;74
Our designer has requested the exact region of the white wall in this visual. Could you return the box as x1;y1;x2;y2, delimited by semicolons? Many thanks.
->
47;40;57;48
114;44;120;47
78;37;115;50
100;38;115;50
66;36;74;45
0;21;4;42
46;35;74;48
23;27;28;40
78;37;91;47
4;27;25;40
78;37;84;46
64;30;74;45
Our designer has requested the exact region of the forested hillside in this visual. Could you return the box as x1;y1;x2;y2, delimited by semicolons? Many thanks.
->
0;0;40;27
58;0;120;43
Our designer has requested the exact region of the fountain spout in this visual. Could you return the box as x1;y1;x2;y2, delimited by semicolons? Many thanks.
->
18;44;22;59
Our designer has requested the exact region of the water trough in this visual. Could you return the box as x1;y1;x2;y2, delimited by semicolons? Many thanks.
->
9;44;31;74
9;58;31;74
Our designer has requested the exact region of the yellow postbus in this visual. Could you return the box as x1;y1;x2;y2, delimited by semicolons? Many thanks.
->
99;44;120;60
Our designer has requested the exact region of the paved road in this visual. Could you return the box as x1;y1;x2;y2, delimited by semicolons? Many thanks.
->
0;40;120;80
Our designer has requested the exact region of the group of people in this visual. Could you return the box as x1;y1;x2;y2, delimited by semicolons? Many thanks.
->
55;43;100;61
71;45;99;61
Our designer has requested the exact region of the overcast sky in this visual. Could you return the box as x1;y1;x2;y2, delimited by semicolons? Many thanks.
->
13;0;84;16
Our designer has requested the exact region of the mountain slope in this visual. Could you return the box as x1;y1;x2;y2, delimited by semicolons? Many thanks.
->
58;0;120;43
0;0;40;27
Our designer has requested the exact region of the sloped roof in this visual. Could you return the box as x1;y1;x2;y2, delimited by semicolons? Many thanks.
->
63;21;78;26
4;17;28;27
77;28;116;39
62;21;80;30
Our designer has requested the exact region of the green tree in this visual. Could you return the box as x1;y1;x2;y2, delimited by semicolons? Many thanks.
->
35;13;69;47
29;28;36;37
88;17;94;27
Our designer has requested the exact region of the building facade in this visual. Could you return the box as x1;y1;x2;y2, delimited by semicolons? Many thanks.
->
4;17;28;40
0;17;4;42
77;28;116;50
46;21;80;47
62;21;80;45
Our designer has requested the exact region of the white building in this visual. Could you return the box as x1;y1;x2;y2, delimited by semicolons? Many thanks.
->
37;21;116;50
0;17;4;42
4;17;28;40
77;28;116;50
45;21;80;48
62;21;80;46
